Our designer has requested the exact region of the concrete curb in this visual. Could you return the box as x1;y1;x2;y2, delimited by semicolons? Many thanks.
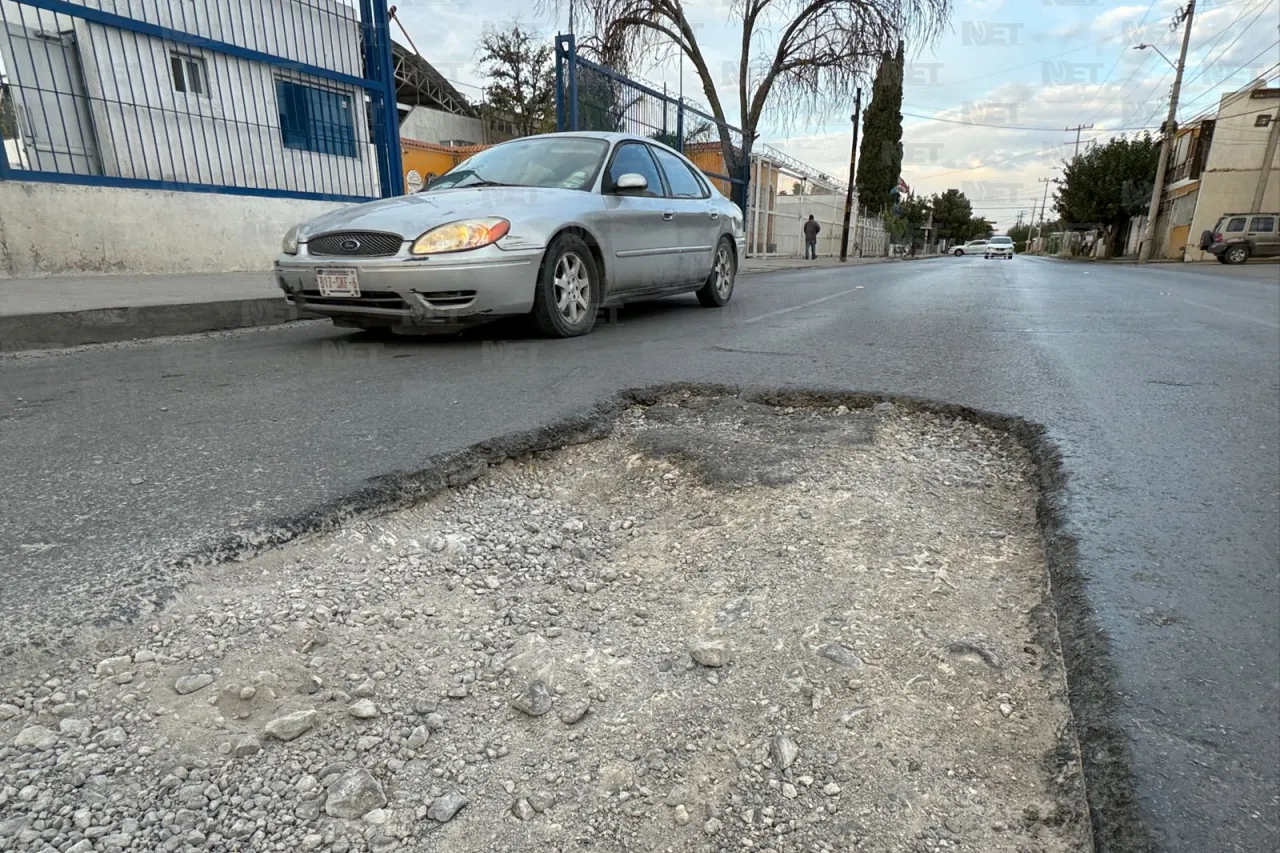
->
740;254;945;275
0;297;306;353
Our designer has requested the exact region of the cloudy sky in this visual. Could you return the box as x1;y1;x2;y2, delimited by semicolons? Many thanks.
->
395;0;1280;228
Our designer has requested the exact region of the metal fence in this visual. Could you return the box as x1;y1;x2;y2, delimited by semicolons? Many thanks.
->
0;0;403;202
748;144;887;259
553;33;749;209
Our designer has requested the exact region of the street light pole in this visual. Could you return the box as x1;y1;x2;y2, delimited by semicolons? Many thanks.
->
1033;176;1052;252
840;87;862;262
1138;1;1196;263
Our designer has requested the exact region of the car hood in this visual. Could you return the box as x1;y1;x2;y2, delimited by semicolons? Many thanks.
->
297;186;591;239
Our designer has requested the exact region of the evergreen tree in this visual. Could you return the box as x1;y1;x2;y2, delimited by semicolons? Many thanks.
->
856;42;904;214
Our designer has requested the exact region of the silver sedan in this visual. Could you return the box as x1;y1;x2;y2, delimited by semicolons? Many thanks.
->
274;131;746;337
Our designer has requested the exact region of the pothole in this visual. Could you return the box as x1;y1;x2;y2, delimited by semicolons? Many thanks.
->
0;392;1091;853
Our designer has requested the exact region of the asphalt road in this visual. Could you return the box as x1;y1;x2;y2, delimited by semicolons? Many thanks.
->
1;256;1277;852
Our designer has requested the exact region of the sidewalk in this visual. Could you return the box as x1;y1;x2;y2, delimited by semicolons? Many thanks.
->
0;254;943;352
739;254;941;274
0;271;301;352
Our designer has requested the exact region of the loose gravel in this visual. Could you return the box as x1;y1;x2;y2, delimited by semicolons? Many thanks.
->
0;392;1090;852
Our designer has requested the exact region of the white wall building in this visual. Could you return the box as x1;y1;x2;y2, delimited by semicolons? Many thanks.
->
0;0;387;275
1182;84;1280;261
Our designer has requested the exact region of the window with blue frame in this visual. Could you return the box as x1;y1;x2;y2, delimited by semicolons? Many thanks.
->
275;79;356;158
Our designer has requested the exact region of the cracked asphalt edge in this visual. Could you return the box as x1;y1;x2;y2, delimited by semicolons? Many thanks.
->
6;380;1153;853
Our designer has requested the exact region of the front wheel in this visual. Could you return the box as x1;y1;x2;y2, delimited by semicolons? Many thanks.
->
1223;245;1250;265
953;249;963;256
697;237;737;307
531;233;600;337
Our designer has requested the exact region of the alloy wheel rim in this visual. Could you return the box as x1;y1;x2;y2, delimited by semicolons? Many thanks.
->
715;246;734;297
554;252;590;324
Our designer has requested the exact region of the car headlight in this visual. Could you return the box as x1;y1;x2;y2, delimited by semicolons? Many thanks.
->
282;225;300;255
410;218;510;255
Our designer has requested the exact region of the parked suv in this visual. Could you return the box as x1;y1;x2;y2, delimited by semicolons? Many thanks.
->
1199;212;1280;264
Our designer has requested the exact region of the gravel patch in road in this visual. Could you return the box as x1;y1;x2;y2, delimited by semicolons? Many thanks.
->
0;392;1090;852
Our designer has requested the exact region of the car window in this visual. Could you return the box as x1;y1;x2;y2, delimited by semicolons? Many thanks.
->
1248;215;1275;233
423;137;608;192
649;146;707;199
1224;216;1247;232
606;143;664;196
990;237;1012;244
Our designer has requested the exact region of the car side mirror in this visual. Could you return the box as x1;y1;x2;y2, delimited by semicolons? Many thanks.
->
614;173;648;194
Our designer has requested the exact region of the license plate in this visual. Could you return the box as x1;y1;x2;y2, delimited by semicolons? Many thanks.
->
316;268;360;297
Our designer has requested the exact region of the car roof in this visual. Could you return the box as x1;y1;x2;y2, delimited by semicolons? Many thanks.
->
493;130;691;155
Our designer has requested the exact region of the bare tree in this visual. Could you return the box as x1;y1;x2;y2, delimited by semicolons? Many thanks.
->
478;23;556;138
548;1;951;201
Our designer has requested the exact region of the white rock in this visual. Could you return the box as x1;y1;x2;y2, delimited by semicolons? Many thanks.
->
690;640;730;668
0;704;20;720
405;726;429;749
95;656;132;677
348;699;380;719
263;709;317;741
823;782;842;797
325;769;386;820
174;674;214;695
13;726;57;751
58;718;91;738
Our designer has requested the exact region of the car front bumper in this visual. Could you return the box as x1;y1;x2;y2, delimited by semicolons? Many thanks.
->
986;248;1013;257
274;245;544;328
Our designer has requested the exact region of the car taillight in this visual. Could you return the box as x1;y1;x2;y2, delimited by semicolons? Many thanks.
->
1212;232;1223;243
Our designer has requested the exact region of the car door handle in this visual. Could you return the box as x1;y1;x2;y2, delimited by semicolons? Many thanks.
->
707;210;719;220
662;210;675;221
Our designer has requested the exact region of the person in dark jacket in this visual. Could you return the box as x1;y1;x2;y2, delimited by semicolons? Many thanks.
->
803;215;820;259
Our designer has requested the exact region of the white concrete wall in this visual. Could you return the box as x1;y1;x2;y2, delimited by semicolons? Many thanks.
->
1;0;379;197
1183;89;1280;261
399;106;484;146
0;180;349;276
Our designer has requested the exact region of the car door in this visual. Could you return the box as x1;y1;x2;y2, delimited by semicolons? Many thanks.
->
648;144;718;284
599;142;682;293
1247;215;1279;257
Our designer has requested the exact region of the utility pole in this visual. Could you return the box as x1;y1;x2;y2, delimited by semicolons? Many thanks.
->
1252;105;1280;212
1033;177;1053;252
1138;0;1195;263
1065;123;1094;160
840;87;862;262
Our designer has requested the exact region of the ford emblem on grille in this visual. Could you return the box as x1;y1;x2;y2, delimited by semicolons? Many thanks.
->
340;238;361;252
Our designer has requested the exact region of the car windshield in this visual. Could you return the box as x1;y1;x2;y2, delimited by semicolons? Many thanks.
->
989;237;1013;245
424;137;609;192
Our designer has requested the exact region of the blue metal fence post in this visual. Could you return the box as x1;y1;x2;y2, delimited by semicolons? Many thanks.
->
566;33;578;131
555;35;566;132
675;100;684;153
0;127;10;178
363;0;403;197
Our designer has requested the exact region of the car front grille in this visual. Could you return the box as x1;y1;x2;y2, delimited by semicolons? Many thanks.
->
307;231;403;257
300;290;410;311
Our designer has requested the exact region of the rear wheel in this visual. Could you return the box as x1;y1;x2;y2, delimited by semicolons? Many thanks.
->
531;233;599;337
1223;245;1250;265
953;248;963;256
697;237;736;307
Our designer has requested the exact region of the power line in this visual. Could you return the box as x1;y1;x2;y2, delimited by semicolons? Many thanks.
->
1072;0;1162;126
1177;2;1278;94
901;111;1157;131
1177;49;1280;116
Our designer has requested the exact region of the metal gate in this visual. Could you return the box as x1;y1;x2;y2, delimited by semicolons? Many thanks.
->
553;33;749;211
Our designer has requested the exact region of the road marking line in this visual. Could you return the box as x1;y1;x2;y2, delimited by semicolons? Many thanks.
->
1180;299;1280;330
743;287;863;324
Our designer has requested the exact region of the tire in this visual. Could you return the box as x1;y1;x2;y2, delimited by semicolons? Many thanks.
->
1216;254;1229;264
953;249;963;256
1223;245;1250;265
697;236;737;308
531;233;600;337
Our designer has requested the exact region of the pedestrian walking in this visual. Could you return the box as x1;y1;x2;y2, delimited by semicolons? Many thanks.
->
803;215;820;260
